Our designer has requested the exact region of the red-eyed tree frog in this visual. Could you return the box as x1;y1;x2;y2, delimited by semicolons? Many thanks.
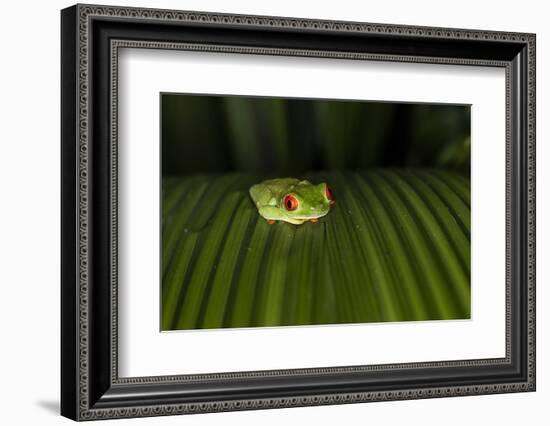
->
249;178;334;225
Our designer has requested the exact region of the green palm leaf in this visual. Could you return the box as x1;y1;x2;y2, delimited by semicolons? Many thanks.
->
161;169;470;330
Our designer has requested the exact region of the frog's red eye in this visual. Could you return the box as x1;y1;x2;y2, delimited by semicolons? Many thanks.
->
283;194;298;211
325;184;333;200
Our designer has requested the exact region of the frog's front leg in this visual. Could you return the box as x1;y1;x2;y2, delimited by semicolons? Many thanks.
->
258;206;283;224
258;206;306;225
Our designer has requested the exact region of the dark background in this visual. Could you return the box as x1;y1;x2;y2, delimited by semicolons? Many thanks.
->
161;94;470;177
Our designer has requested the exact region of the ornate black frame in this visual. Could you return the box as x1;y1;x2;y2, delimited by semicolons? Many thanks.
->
61;3;536;421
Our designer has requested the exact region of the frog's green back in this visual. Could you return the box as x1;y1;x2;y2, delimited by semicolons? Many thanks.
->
249;178;301;205
248;183;268;205
263;178;302;196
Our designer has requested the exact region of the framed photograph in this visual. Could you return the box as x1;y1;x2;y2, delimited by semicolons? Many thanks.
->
61;4;536;421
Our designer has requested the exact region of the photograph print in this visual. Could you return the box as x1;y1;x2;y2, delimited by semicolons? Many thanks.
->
161;93;471;331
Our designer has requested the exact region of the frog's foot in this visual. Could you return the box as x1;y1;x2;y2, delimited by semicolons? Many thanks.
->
309;218;319;223
267;219;277;225
330;200;336;206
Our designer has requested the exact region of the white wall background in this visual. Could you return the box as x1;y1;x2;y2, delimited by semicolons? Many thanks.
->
0;0;546;424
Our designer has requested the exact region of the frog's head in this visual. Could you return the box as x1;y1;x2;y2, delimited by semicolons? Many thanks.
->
281;180;334;221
